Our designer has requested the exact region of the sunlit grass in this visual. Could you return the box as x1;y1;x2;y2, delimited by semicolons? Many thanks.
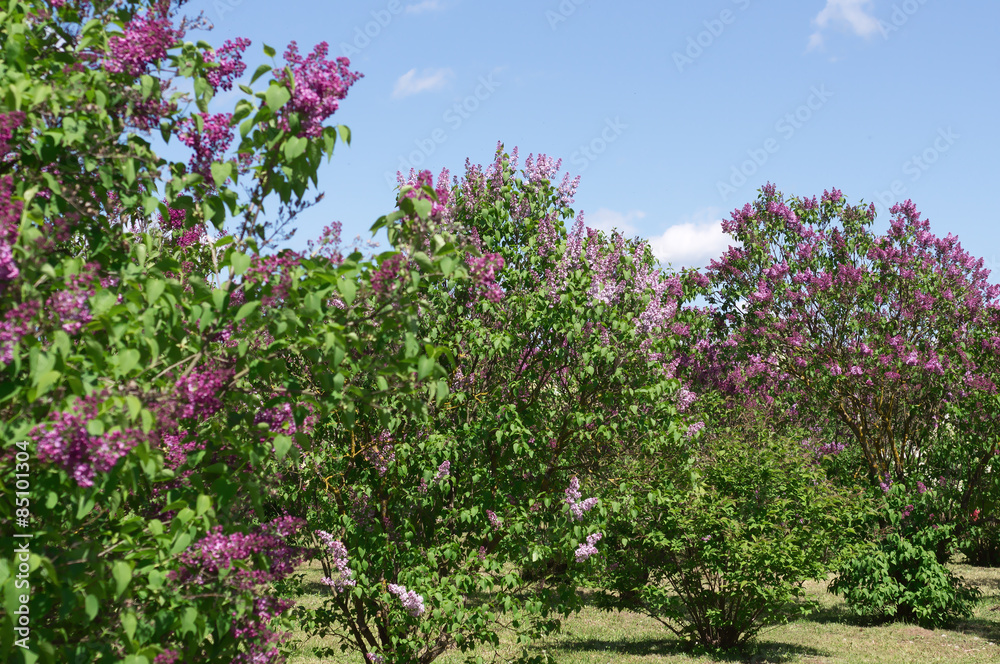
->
284;559;1000;664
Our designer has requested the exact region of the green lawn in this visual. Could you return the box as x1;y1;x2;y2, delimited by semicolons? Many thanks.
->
284;560;1000;664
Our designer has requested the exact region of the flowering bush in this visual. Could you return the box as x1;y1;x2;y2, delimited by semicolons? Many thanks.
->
276;146;693;663
0;2;463;662
686;185;1000;541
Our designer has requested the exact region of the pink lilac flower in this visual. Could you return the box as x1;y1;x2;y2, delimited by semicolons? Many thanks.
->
575;532;602;562
685;421;705;439
48;274;93;334
0;301;38;363
433;460;450;482
174;367;231;419
387;583;425;617
370;254;406;296
104;5;180;77
397;168;451;219
0;174;23;281
204;38;250;91
486;510;501;528
315;531;356;593
153;650;180;664
564;476;599;520
178;113;234;182
467;252;505;303
32;393;143;487
275;42;362;138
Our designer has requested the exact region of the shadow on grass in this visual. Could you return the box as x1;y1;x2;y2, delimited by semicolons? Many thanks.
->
538;636;828;663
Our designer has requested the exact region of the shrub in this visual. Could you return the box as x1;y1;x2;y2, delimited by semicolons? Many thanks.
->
830;483;982;626
600;424;856;651
830;532;980;626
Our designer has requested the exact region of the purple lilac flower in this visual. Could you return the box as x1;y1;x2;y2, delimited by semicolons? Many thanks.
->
387;583;425;617
575;532;602;562
316;531;356;593
32;393;143;487
104;6;180;77
433;460;450;482
204;38;250;92
275;42;362;138
564;476;599;520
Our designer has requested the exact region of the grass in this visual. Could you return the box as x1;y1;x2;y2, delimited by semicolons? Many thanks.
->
283;560;1000;664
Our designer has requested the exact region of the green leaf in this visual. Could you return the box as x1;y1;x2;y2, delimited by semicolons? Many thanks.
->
234;301;260;322
273;434;293;460
418;355;435;380
250;63;273;84
145;279;166;304
180;607;198;635
263;43;276;58
112;561;132;598
283;136;307;160
210;161;234;188
264;83;291;111
85;594;99;621
337;277;358;306
116;349;141;377
229;251;252;276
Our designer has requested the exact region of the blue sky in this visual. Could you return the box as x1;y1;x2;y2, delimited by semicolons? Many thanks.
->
185;0;1000;279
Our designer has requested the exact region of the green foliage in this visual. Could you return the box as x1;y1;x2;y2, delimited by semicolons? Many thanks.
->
830;483;982;626
600;424;857;651
830;533;980;626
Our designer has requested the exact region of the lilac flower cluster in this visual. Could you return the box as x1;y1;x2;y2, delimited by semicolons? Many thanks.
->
168;517;305;664
204;38;250;92
486;509;501;529
685;421;705;439
467;252;505;303
433;460;451;482
0;301;38;363
387;583;426;617
160;431;204;470
246;251;302;308
255;401;315;438
275;42;362;138
363;443;395;476
0;174;23;281
170;517;306;590
397;168;452;219
178;112;234;182
174;366;232;419
48;273;93;334
564;476;599;521
32;393;142;487
575;532;602;562
370;254;406;297
104;5;180;77
316;530;356;593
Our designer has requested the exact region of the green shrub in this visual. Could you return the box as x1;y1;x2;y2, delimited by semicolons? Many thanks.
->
830;530;980;626
600;426;857;651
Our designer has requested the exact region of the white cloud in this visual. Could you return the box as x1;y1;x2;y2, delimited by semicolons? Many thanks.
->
647;208;736;268
586;208;645;236
405;0;443;13
392;67;453;99
808;0;881;50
